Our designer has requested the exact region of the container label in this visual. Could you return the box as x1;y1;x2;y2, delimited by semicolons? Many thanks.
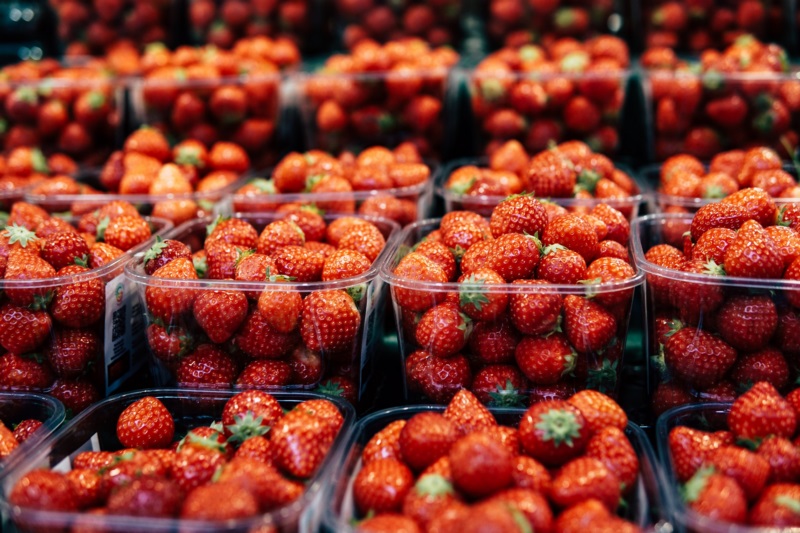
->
103;273;146;395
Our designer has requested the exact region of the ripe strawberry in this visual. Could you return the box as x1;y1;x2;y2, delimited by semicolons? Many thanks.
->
0;303;51;354
567;389;627;433
180;481;259;520
729;348;790;391
682;467;747;524
363;419;406;465
176;344;238;388
413;351;472;404
171;439;229;493
586;425;639;492
690;202;750;242
143;237;191;275
356;514;422;532
9;470;78;512
392;252;449;312
234;308;298;360
40;231;89;271
45;328;98;379
584;257;635;308
715;295;778;352
192;289;248;344
207;217;259;249
274;245;324;282
668;426;729;482
518;400;589;466
663;327;737;390
208;141;250;173
222;390;283;441
415;304;471;359
525;150;577;198
12;419;42;444
457;268;508;321
515;333;576;385
488;195;548;238
300;290;361;354
50;264;105;328
219;457;305;511
0;352;54;390
729;381;797;440
543;213;599;263
353;457;415;514
413;241;456;281
705;445;770;502
236;360;292;389
257;219;305;256
443;389;496;435
562;295;616;353
0;421;18;457
468;317;519;365
485;233;540;282
749;483;800;527
48;378;99;416
4;250;56;308
270;408;338;479
550;456;621;512
124;127;171;162
692;227;737;265
449;431;513;498
536;246;587;285
116;396;175;449
725;220;784;279
721;188;778;228
399;412;458;472
470;365;527;407
88;242;125;269
145;257;199;323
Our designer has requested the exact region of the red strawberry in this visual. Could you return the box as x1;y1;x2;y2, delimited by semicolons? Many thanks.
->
692;227;737;264
106;475;183;518
468;318;519;365
147;323;192;364
715;295;778;352
180;481;259;520
354;457;415;514
300;290;361;354
143;237;191;275
48;378;99;416
442;389;496;435
412;351;472;404
234;310;298;360
663;327;737;390
101;215;151;252
550;456;621;511
207;217;259;249
0;353;53;390
525;150;577;198
515;333;576;385
274;245;324;282
584;257;636;307
537;246;588;284
399;412;458;472
682;467;747;524
234;435;273;465
357;514;422;532
145;257;199;323
563;295;616;353
706;445;770;501
402;474;461;531
176;345;238;388
12;419;42;444
45;328;98;378
690;202;750;242
257;219;305;256
392;252;448;312
486;233;541;281
270;408;338;478
567;389;628;433
236;360;292;389
724;220;784;279
116;396;175;449
457;268;508;321
41;231;89;271
729;348;790;392
322;249;372;282
0;303;51;354
470;365;527;407
449;431;513;498
222;390;283;442
728;381;797;440
50;264;105;328
757;436;800;483
721;188;778;228
542;214;599;262
192;289;248;344
518;400;589;466
586;425;639;492
217;457;304;511
124;128;171;162
489;195;548;238
4;250;56;308
749;483;800;527
668;426;729;482
415;304;472;359
508;279;563;335
9;470;78;512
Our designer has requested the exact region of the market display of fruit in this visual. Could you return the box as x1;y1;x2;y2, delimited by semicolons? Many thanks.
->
0;392;64;475
231;144;433;227
301;39;459;158
486;0;620;50
324;388;662;532
633;192;800;415
652;147;800;213
0;60;121;166
0;201;170;410
189;0;311;50
125;213;398;408
470;36;629;157
384;196;643;406
643;35;798;161
0;389;353;532
131;38;301;169
49;0;173;57
642;0;786;54
658;382;800;529
0;147;78;209
333;0;463;50
26;128;249;226
440;139;643;218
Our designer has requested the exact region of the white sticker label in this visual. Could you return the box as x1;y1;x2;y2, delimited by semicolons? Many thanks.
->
103;273;146;395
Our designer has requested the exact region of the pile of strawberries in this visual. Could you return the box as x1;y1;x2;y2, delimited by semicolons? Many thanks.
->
665;381;800;528
0;417;43;460
0;60;120;165
487;0;618;50
471;36;629;157
138;213;393;405
0;147;78;206
233;144;431;227
644;35;798;161
643;0;785;54
391;195;639;405
6;391;346;528
304;38;459;157
641;187;800;414
0;200;157;414
334;0;462;50
30;127;249;226
189;0;310;50
135;38;300;167
343;389;647;532
443;140;641;217
657;147;800;212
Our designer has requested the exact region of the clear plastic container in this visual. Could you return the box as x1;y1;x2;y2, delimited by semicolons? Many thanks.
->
642;70;800;162
437;156;646;220
0;392;65;478
130;73;286;171
467;67;630;157
322;404;672;532
0;216;172;398
0;74;124;166
295;67;457;160
125;213;400;410
0;388;355;533
632;214;800;417
380;218;645;405
655;402;758;533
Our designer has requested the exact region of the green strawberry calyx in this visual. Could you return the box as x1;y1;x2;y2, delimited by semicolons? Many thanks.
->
703;259;726;277
459;274;490;311
457;312;474;341
507;504;533;533
315;379;346;398
144;236;166;264
535;409;583;447
225;411;269;445
488;380;526;408
249;178;276;194
175;146;206;168
586;357;618;393
3;224;38;247
205;215;227;237
95;216;110;242
775;495;800;514
193;255;208;279
413;474;455;498
447;176;476;197
177;431;227;455
541;243;568;257
681;466;716;504
31;148;49;174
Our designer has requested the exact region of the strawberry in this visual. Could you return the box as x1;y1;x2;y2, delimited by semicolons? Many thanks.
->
0;353;54;390
180;482;259;520
518;400;589;466
116;396;175;449
48;379;99;416
391;252;449;312
354;458;415;514
363;419;406;465
542;214;599;263
553;499;615;533
470;365;527;407
171;439;229;493
510;455;552;493
399;412;458;472
682;467;747;524
88;242;125;269
402;474;460;531
715;295;778;352
562;295;616;353
692;227;737;264
143;237;191;275
287;346;323;385
234;435;273;465
176;344;238;388
0;303;51;354
300;290;361;354
270;408;338;478
4;250;56;308
721;188;778;228
12;419;42;444
567;389;627;433
274;245;324;282
257;279;303;335
218;457;305;511
728;381;797;440
550;456;621;511
729;348;790;391
192;289;248;344
537;246;588;284
690;202;750;242
257;219;305;256
208;142;250;174
668;426;730;482
525;150;577;198
124;128;171;162
207;217;259;249
357;514;422;532
41;231;89;271
236;360;292;389
757;436;800;483
45;328;98;379
488;195;548;238
0;421;18;457
145;257;199;323
749;483;800;526
415;304;471;359
442;389;496;435
8;470;78;512
724;220;784;279
706;445;770;501
586;425;639;492
449;431;513;498
515;333;575;385
468;317;519;365
105;475;183;518
234;309;298;360
668;259;726;325
50;264;105;328
457;268;508;321
486;233;541;281
663;327;737;390
221;390;283;441
101;215;151;252
414;351;472;404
